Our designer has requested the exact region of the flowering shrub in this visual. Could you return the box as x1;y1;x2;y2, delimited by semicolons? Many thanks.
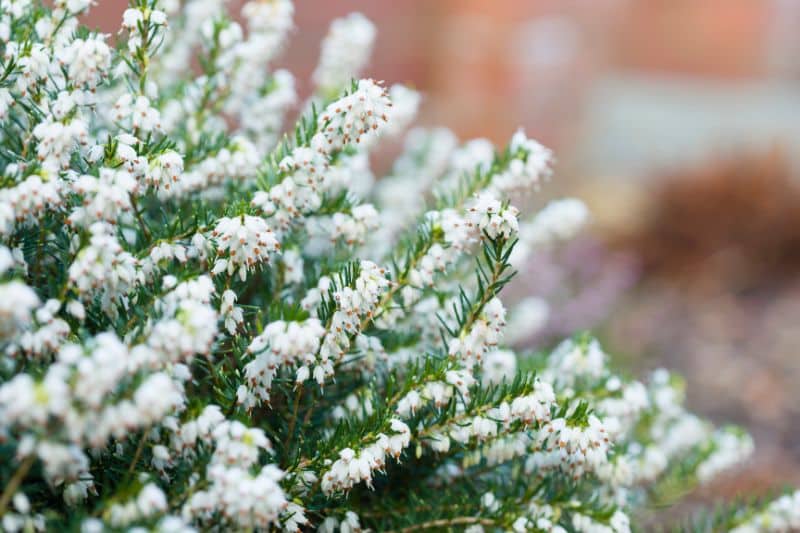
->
0;1;796;532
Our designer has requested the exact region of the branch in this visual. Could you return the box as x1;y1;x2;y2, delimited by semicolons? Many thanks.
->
385;516;496;533
0;454;36;515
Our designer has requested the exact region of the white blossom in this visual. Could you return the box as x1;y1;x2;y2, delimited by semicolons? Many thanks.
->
730;491;800;533
0;280;39;339
211;215;280;281
696;429;754;483
321;419;410;494
504;297;550;345
316;79;392;152
466;192;520;240
68;223;138;312
491;129;554;195
448;297;506;367
57;35;112;89
0;3;769;531
313;13;376;93
526;198;589;247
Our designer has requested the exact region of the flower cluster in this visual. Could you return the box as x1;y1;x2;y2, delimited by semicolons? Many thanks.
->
729;490;800;533
0;2;781;532
317;78;392;152
313;13;375;95
211;215;280;281
321;419;410;494
183;420;289;530
242;318;325;405
448;297;507;367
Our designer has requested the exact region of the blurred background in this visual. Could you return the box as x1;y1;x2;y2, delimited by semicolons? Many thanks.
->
87;0;800;517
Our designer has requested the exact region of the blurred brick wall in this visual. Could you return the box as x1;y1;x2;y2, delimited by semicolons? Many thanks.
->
610;0;770;78
84;0;786;146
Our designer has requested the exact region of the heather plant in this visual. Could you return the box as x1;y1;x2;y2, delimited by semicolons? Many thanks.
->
0;1;796;532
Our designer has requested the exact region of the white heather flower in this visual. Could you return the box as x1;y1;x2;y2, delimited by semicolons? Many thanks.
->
543;338;608;388
149;10;168;27
68;223;138;312
281;248;304;284
219;289;243;335
201;19;243;65
448;297;506;367
730;490;800;533
321;419;409;494
133;373;184;424
696;429;754;483
448;138;495;175
0;281;40;339
145;150;184;189
51;91;76;120
525;198;589;248
370;128;458;252
534;414;610;479
512;517;530;532
242;319;325;404
147;290;219;363
0;245;13;274
16;299;70;357
438;208;474;250
58;0;94;13
396;390;422;417
33;115;88;169
572;510;630;533
137;483;167;516
2;174;65;225
491;129;553;195
481;492;499;512
384;84;421;138
596;380;649;440
466;192;519;240
107;483;168;528
253;145;330;228
183;420;287;530
422;381;454;410
15;43;52;95
508;380;556;426
69;168;137;226
211;215;280;281
445;369;476;399
316;79;392;152
481;349;517;385
317;203;379;247
56;35;112;89
300;275;332;313
313;13;376;92
504;297;550;345
237;69;296;154
188;232;212;261
161;137;259;198
113;94;161;132
283;502;309;532
131;96;161;132
121;8;144;30
242;0;293;36
13;493;30;514
303;261;389;386
0;371;69;427
467;416;498;442
0;88;13;118
223;1;294;103
148;242;189;268
325;150;375;199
